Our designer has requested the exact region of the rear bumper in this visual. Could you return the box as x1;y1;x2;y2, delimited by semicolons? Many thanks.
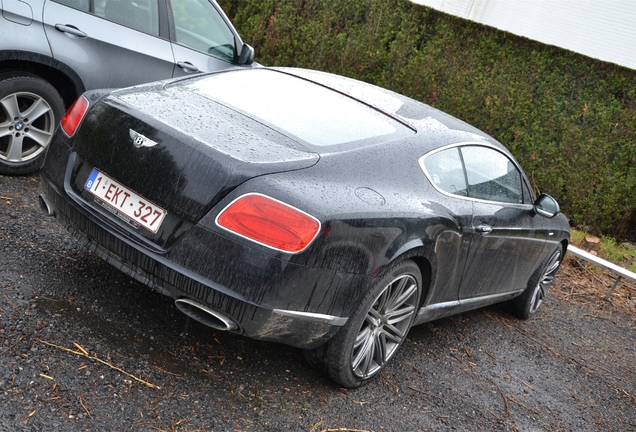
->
39;142;348;349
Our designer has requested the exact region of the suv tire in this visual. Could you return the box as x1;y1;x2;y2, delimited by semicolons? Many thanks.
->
0;73;65;175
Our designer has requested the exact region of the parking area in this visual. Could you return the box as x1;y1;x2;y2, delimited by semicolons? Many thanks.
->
1;173;635;431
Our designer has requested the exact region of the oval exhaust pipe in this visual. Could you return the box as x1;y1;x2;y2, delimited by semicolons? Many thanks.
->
174;298;238;331
38;194;55;217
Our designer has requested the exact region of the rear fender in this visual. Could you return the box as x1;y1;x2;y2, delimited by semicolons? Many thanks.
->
0;51;85;106
385;241;436;308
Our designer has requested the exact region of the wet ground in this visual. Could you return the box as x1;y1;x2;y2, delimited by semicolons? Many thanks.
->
1;173;635;431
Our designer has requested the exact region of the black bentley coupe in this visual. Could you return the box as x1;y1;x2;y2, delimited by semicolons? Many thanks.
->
39;67;569;387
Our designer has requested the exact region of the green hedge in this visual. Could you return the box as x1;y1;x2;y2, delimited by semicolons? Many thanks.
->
220;0;636;241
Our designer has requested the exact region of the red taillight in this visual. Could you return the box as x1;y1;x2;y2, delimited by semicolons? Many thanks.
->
61;95;88;136
216;194;321;253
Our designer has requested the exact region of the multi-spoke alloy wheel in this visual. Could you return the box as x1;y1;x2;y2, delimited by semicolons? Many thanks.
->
0;74;64;175
351;273;419;379
513;245;563;319
318;260;421;388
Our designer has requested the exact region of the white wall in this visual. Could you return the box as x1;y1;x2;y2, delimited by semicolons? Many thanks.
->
410;0;636;70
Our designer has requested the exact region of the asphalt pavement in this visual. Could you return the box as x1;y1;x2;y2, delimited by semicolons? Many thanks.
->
1;173;635;431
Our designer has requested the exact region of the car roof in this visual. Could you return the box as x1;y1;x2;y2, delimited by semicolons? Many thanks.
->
275;67;498;145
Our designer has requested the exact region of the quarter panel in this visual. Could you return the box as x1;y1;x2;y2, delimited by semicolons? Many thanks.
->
197;140;476;314
1;0;51;55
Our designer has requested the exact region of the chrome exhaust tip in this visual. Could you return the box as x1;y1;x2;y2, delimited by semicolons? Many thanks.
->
174;298;238;331
38;194;55;217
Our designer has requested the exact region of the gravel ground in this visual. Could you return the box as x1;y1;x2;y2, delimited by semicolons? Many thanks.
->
1;173;635;431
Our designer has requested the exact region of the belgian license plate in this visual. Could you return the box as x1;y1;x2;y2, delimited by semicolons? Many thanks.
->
84;169;167;234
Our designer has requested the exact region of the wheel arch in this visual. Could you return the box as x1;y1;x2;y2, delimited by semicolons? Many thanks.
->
0;51;85;108
386;242;436;310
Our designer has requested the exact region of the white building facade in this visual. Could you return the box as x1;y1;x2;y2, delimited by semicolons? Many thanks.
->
410;0;636;70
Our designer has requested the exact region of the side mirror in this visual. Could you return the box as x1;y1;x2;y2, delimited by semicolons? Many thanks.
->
238;44;255;66
533;194;560;218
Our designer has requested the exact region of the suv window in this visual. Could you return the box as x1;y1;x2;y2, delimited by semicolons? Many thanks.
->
54;0;160;36
55;0;90;11
170;0;236;62
100;0;159;36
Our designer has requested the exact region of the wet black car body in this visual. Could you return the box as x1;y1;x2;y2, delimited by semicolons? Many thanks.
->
39;68;569;387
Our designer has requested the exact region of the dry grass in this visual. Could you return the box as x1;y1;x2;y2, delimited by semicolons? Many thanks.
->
554;253;636;320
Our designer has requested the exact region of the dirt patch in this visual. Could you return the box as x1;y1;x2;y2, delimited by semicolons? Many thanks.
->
556;254;636;318
1;173;635;431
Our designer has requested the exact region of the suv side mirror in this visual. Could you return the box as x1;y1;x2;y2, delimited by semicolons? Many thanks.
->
533;194;560;218
238;44;255;66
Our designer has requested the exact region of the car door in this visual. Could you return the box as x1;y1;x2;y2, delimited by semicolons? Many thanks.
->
457;144;548;301
42;0;176;91
419;146;474;306
167;0;242;76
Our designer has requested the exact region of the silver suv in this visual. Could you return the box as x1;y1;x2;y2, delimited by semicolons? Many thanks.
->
0;0;254;175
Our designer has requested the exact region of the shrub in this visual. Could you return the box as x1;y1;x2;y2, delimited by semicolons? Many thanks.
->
220;0;636;240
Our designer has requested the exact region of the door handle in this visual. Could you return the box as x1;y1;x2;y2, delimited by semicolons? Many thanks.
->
54;24;87;38
177;61;200;73
475;225;493;234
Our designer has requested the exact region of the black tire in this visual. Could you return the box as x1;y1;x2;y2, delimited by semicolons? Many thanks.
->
0;73;65;176
512;245;563;319
307;259;421;388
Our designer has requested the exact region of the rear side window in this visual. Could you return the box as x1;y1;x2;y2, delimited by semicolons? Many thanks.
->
421;144;525;204
422;147;467;196
55;0;89;11
54;0;160;36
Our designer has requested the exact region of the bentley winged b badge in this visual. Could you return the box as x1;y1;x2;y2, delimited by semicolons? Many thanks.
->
129;129;158;149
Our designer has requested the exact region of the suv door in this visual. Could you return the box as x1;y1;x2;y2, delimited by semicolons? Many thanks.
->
168;0;243;76
43;0;176;90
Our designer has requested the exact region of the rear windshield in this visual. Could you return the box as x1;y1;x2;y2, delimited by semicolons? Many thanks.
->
181;69;410;147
